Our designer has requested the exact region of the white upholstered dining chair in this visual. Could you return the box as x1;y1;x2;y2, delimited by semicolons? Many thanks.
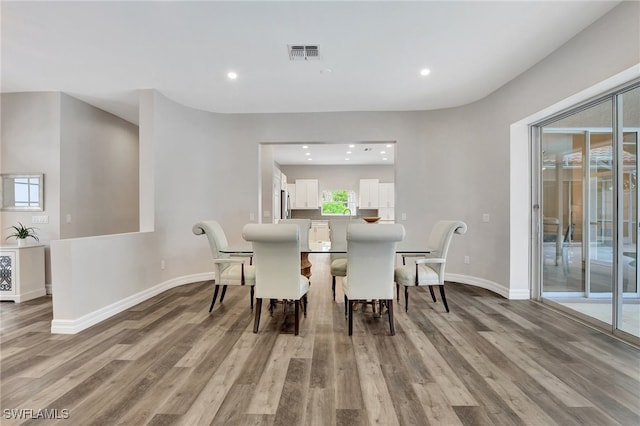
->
278;219;311;251
329;219;349;300
279;218;313;281
343;223;405;336
192;221;255;313
394;220;467;313
243;223;310;336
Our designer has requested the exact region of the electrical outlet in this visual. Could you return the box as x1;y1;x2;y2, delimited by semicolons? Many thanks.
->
482;213;490;222
249;212;255;221
160;260;166;270
464;256;470;264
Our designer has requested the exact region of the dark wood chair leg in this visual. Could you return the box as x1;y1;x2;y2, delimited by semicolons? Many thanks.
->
332;276;336;301
209;285;220;312
428;286;436;302
344;294;348;317
294;300;300;336
219;285;228;303
269;299;276;316
250;286;254;310
348;299;354;336
388;299;395;336
404;286;409;312
439;285;450;312
253;298;263;333
396;283;400;301
303;294;308;317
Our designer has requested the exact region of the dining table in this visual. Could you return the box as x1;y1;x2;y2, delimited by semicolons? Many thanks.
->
221;242;434;279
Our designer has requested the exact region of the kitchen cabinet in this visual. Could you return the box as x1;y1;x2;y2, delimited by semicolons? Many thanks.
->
378;183;395;221
294;179;319;209
0;245;46;303
359;179;379;208
310;220;330;242
378;183;395;208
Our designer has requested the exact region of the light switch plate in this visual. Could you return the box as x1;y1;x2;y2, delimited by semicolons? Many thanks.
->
32;215;49;224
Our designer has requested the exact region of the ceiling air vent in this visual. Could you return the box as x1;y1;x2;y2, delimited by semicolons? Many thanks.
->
288;45;320;61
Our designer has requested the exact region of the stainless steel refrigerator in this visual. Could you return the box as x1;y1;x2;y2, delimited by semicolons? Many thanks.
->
281;190;291;219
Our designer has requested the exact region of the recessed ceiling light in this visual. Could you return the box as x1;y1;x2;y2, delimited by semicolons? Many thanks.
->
305;152;310;156
386;144;393;148
302;145;308;149
382;157;388;161
307;158;312;161
346;151;352;154
349;144;355;148
345;158;350;161
420;68;431;76
320;68;332;74
380;151;386;154
227;71;238;80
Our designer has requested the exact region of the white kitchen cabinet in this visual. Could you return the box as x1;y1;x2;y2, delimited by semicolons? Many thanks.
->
294;179;319;209
378;183;395;221
310;220;330;243
359;179;379;208
0;245;46;303
378;183;395;208
379;207;395;221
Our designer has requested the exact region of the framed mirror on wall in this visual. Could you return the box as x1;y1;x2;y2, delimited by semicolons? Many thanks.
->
0;174;44;211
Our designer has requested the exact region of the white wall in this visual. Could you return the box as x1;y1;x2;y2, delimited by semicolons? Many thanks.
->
1;92;141;287
48;1;639;332
60;94;139;238
1;92;62;284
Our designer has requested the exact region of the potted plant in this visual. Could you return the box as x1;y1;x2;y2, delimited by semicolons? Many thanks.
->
6;222;39;247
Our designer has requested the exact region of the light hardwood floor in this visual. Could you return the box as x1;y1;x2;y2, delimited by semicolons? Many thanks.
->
1;254;639;425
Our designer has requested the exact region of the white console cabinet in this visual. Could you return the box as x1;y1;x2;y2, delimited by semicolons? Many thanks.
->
0;245;46;303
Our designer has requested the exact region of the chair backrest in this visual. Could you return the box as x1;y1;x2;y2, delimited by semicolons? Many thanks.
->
278;219;311;251
192;220;229;259
328;219;350;260
426;221;467;257
242;223;303;299
425;220;468;278
346;223;405;299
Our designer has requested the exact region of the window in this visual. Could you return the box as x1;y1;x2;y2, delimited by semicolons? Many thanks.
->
321;190;356;216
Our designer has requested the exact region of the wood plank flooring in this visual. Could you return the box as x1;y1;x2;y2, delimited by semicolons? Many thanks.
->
1;254;639;425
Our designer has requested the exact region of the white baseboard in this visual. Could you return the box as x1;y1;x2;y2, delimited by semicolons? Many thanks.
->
50;272;214;334
446;273;529;300
0;288;46;303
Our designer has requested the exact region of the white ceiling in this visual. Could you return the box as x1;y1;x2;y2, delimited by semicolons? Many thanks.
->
269;142;395;166
1;1;621;165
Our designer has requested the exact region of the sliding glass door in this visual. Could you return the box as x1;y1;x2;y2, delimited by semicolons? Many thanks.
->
534;82;639;343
